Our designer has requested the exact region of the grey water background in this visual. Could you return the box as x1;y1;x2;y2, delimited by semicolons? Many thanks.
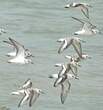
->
0;0;103;110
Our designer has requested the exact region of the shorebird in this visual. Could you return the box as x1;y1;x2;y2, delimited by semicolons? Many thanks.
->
7;38;33;64
72;16;101;35
57;37;85;58
11;79;44;107
28;88;44;107
11;88;43;107
18;88;44;107
3;39;34;58
60;79;71;104
53;73;78;87
54;62;79;77
65;54;91;62
65;2;91;18
49;73;78;104
17;88;31;107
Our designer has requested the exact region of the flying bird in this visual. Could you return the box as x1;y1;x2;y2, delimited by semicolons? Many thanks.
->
3;38;34;58
65;2;92;19
65;53;91;62
49;73;78;104
18;88;44;107
72;16;101;35
57;37;85;58
7;38;33;64
11;79;44;107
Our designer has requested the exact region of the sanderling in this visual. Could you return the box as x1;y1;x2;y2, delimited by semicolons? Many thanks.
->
7;38;33;64
57;37;85;58
11;79;43;107
18;88;44;107
65;2;91;18
65;54;91;62
53;73;78;87
54;62;79;77
49;73;78;104
3;38;34;58
72;16;101;35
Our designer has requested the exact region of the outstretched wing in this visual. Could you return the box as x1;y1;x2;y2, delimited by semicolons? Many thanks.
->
81;6;89;19
29;90;35;107
18;91;29;107
60;80;71;104
58;65;67;77
72;16;96;30
72;39;82;58
71;16;84;24
29;91;40;107
58;40;67;54
58;39;72;54
54;76;64;87
69;63;78;76
9;37;25;57
3;40;13;46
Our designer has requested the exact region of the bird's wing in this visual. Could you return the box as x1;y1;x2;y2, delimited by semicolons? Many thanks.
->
18;91;29;107
58;39;72;54
72;16;94;31
72;39;82;58
58;65;67;77
72;16;85;30
29;90;35;107
81;6;89;19
3;40;13;46
71;16;84;24
69;63;78;76
72;16;96;30
11;89;25;95
58;40;67;54
24;78;31;84
67;63;77;76
9;37;25;57
29;91;40;107
54;76;64;87
60;80;71;104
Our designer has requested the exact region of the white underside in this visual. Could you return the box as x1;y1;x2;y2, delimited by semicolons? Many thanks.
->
8;56;27;64
7;52;16;57
75;29;93;35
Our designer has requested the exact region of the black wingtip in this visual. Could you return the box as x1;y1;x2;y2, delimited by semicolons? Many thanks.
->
58;50;61;54
61;100;65;104
3;40;6;42
31;62;34;64
48;76;52;78
71;16;75;19
53;83;57;87
18;104;20;108
8;37;12;41
29;103;32;107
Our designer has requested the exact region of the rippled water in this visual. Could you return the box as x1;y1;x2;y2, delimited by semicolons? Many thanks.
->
0;0;103;110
